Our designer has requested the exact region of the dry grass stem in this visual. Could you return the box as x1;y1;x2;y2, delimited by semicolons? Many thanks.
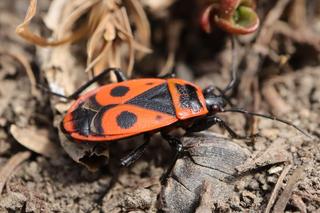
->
273;167;304;213
0;151;31;194
17;0;152;77
262;81;292;115
264;164;291;213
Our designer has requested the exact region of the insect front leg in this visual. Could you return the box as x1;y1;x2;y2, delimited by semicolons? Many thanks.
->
160;132;185;183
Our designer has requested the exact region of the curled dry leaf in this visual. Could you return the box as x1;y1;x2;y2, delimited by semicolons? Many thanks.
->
0;151;31;194
160;132;250;213
15;0;78;46
0;50;37;96
236;138;291;174
17;0;152;77
58;131;109;172
10;125;59;158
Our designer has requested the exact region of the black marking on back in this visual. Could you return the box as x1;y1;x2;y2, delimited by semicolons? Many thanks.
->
88;96;102;110
126;83;176;116
71;102;97;136
116;111;137;129
110;86;129;97
175;84;203;113
92;104;117;134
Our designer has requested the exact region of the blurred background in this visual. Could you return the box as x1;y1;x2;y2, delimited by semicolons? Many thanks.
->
0;0;319;212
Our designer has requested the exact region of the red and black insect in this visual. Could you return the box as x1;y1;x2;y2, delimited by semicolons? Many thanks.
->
46;68;310;179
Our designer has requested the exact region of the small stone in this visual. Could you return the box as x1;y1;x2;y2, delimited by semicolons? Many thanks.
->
241;191;256;207
268;166;283;174
267;176;278;184
246;179;260;190
122;189;152;211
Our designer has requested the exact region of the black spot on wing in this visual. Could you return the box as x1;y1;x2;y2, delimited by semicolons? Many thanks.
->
126;83;176;116
110;86;129;97
116;111;137;129
175;84;203;113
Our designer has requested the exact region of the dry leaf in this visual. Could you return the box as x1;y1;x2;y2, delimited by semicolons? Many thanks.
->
17;0;152;77
16;0;77;46
0;49;37;96
10;125;59;158
59;131;109;172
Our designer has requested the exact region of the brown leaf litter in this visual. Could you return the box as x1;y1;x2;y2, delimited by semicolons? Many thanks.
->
10;125;59;159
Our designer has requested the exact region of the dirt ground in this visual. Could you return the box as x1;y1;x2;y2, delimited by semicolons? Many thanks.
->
0;0;319;212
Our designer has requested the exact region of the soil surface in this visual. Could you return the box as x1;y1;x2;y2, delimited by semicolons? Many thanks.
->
0;0;319;212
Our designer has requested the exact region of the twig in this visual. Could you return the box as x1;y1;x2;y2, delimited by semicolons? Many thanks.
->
0;151;31;194
293;191;320;203
264;164;292;213
273;167;304;212
160;21;183;75
262;81;292;115
291;194;307;213
240;0;291;130
236;139;290;174
273;21;320;51
255;0;291;48
195;180;215;213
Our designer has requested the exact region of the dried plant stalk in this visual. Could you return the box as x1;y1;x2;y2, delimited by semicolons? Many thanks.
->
17;0;152;77
16;0;81;46
0;152;31;194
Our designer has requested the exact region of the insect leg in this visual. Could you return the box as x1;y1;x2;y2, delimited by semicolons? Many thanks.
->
120;134;150;167
65;67;126;99
160;132;184;183
186;116;218;132
113;69;127;82
38;67;126;100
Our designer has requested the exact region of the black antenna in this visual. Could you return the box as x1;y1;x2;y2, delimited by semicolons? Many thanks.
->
222;35;238;95
222;108;312;138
